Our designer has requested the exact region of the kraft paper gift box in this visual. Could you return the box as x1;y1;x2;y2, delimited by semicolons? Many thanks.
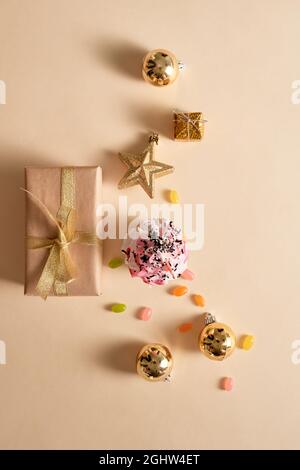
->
24;166;102;298
173;111;205;141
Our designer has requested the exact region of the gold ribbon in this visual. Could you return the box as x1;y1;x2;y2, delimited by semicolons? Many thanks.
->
24;168;98;300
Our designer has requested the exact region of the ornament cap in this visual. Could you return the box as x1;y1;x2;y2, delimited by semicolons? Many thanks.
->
149;132;159;145
204;312;216;325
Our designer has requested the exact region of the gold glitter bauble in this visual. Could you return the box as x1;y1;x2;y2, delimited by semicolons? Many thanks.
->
136;343;173;382
142;49;179;87
198;322;236;361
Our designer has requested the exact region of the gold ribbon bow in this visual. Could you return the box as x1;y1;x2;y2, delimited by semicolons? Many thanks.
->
24;168;98;300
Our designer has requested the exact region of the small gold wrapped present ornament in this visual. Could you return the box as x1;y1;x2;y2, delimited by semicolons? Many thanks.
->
174;111;206;141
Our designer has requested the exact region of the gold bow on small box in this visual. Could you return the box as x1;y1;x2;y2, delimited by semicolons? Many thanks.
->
23;168;99;300
174;111;206;141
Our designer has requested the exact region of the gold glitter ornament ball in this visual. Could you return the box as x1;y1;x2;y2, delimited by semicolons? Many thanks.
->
136;343;173;381
198;322;236;361
142;49;180;87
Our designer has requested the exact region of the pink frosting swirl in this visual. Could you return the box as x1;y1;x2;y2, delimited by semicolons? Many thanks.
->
122;219;188;285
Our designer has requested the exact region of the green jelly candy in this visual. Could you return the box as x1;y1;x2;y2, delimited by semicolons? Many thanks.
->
108;257;123;269
111;303;126;313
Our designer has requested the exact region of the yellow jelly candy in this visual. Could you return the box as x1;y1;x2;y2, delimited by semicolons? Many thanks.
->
193;294;205;307
241;335;254;351
111;303;126;313
171;285;188;296
108;257;123;269
169;190;180;204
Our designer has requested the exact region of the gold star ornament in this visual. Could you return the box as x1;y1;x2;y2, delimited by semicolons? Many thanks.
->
118;133;174;198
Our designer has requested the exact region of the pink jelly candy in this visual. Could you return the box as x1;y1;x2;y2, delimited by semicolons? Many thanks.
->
138;307;152;321
180;269;195;281
221;377;233;391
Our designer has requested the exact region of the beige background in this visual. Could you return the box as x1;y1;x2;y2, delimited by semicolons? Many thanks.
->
0;0;299;450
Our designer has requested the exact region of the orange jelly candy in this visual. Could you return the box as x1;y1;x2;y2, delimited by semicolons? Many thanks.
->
178;323;193;333
171;285;188;296
193;294;205;307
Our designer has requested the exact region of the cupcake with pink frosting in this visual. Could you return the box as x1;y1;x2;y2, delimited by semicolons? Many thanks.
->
122;219;188;285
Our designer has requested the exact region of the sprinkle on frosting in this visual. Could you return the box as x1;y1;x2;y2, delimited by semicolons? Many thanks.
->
122;219;188;285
